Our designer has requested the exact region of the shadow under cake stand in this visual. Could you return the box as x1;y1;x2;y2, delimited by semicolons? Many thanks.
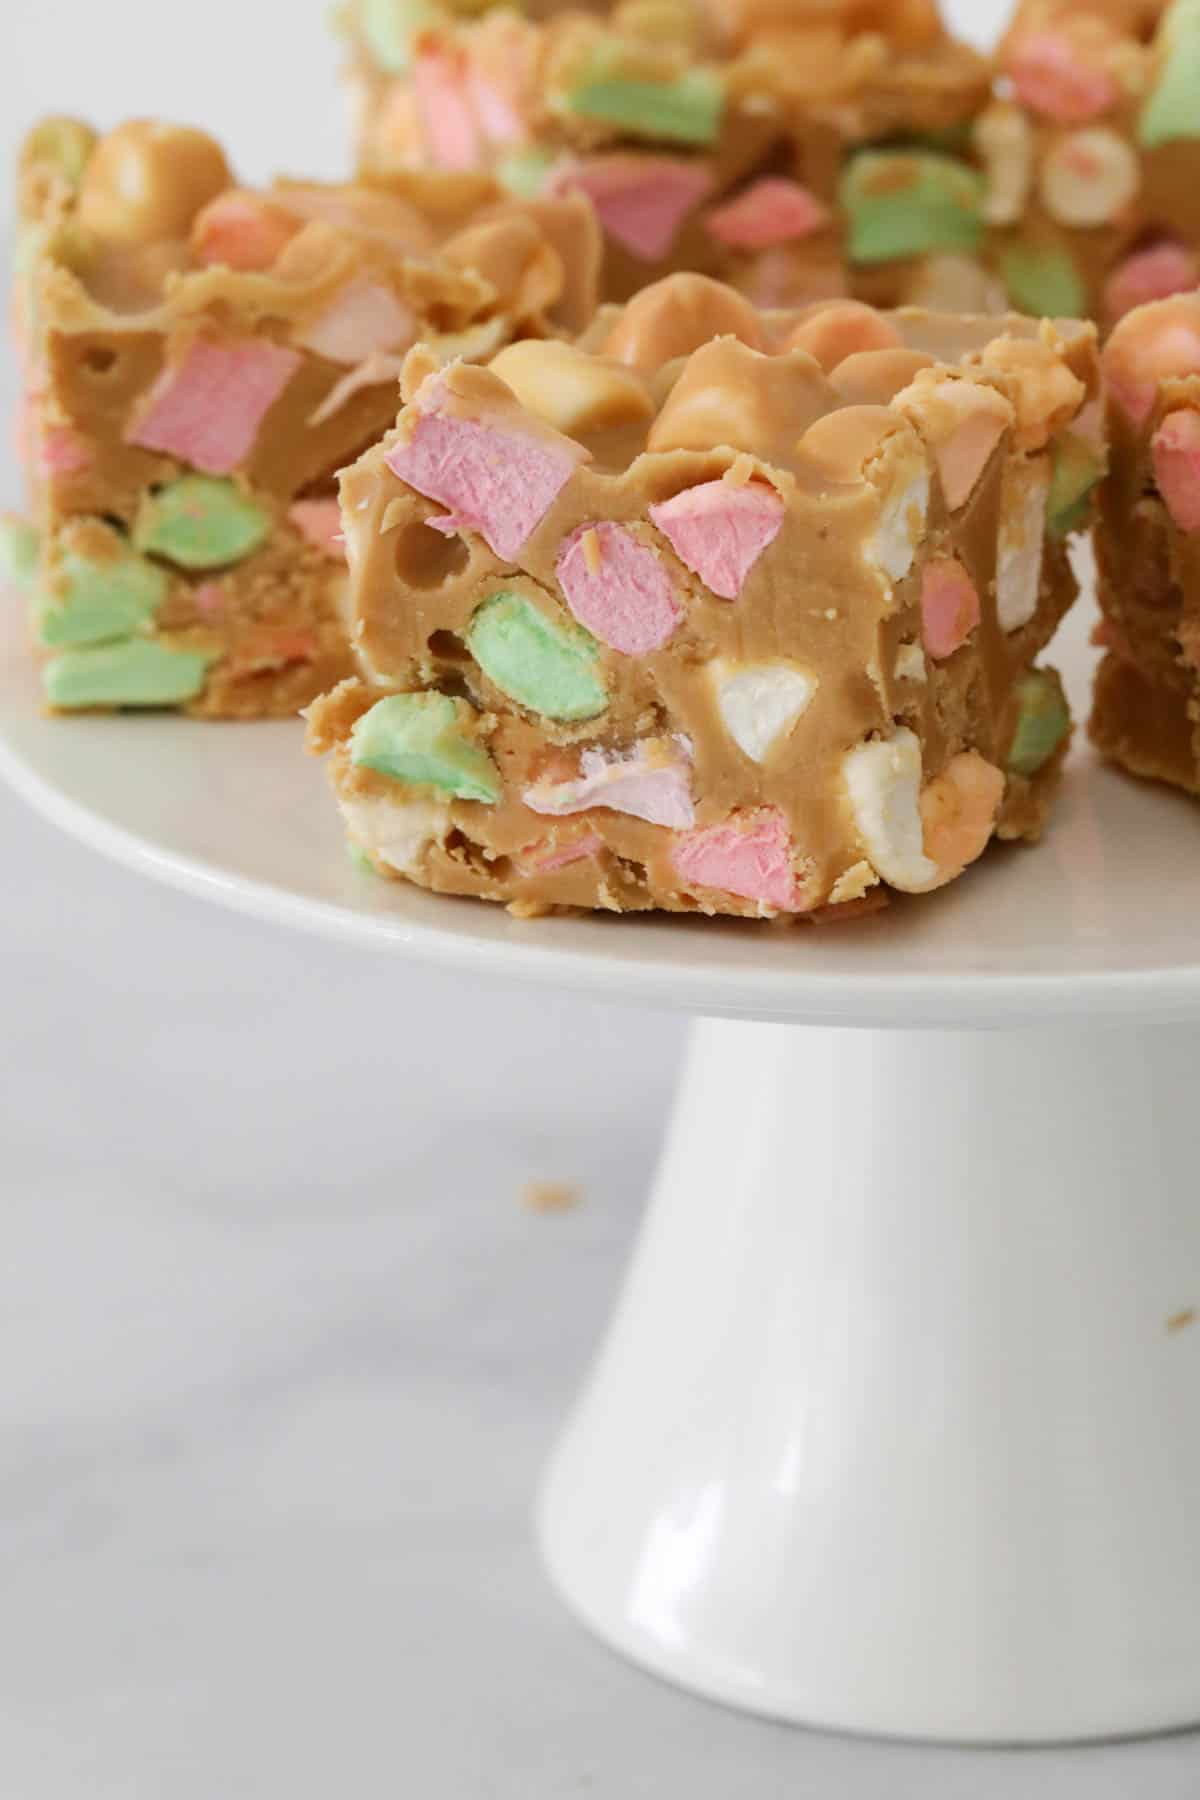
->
2;591;1199;1747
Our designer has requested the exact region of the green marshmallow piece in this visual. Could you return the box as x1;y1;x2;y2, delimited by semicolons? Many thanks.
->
1139;0;1200;149
496;148;557;199
468;591;607;722
23;117;97;187
0;516;40;595
350;692;502;803
1047;433;1103;538
361;0;433;72
44;639;214;710
999;243;1086;321
566;64;723;146
37;539;167;648
135;477;271;571
347;842;378;874
1007;669;1071;778
840;151;983;264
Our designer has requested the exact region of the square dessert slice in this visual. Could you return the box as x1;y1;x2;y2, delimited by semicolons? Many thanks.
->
1091;291;1200;793
346;0;989;312
6;116;598;717
308;273;1097;919
984;0;1200;328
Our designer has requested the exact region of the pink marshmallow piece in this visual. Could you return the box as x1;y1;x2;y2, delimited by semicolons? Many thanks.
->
38;424;92;477
557;522;683;654
520;829;605;874
1006;31;1116;123
704;178;830;251
524;743;695;830
1103;242;1200;325
300;280;416;366
672;807;805;912
649;479;784;601
920;557;981;659
386;377;585;563
1152;409;1200;532
289;498;346;560
1104;304;1200;425
556;156;713;262
412;49;482;171
127;337;300;475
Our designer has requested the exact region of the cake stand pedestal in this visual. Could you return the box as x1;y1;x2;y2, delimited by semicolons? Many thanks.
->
2;601;1199;1745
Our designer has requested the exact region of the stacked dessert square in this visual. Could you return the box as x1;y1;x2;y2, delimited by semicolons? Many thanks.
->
8;116;598;714
308;277;1095;917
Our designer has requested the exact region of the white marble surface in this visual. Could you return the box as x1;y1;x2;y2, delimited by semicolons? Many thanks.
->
6;4;1200;1789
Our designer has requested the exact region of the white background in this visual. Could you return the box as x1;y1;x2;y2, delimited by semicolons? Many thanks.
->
4;1;1200;1794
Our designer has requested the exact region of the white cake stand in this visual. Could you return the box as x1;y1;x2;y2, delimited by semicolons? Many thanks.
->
3;591;1200;1748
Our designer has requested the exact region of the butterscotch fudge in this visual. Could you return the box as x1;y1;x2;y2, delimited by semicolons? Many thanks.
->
7;116;598;717
1090;291;1200;792
347;0;989;311
984;0;1200;326
308;275;1097;919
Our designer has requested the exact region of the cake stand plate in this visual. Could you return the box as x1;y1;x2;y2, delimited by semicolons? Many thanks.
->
3;594;1200;1745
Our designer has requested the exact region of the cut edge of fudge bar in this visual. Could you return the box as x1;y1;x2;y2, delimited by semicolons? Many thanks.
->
344;0;991;311
307;276;1097;922
11;115;601;719
1089;287;1200;792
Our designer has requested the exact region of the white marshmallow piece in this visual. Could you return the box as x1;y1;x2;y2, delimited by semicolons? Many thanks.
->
868;466;930;583
842;727;938;893
997;454;1049;633
894;640;927;684
339;795;450;876
711;660;817;764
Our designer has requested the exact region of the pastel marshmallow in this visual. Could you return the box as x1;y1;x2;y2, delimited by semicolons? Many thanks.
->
672;808;806;912
350;691;501;802
710;660;817;763
519;829;605;874
648;479;784;600
412;49;482;171
1103;297;1200;424
386;374;586;562
467;590;607;721
289;499;346;559
920;557;980;659
842;727;939;893
1006;31;1116;123
1103;242;1200;325
704;178;829;251
300;280;416;365
1152;410;1200;532
898;377;1012;510
524;740;695;828
191;190;300;271
127;337;300;475
134;475;271;570
557;155;713;262
557;523;683;655
997;456;1049;632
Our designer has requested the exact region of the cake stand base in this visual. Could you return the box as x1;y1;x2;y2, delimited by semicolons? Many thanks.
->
539;1016;1200;1743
